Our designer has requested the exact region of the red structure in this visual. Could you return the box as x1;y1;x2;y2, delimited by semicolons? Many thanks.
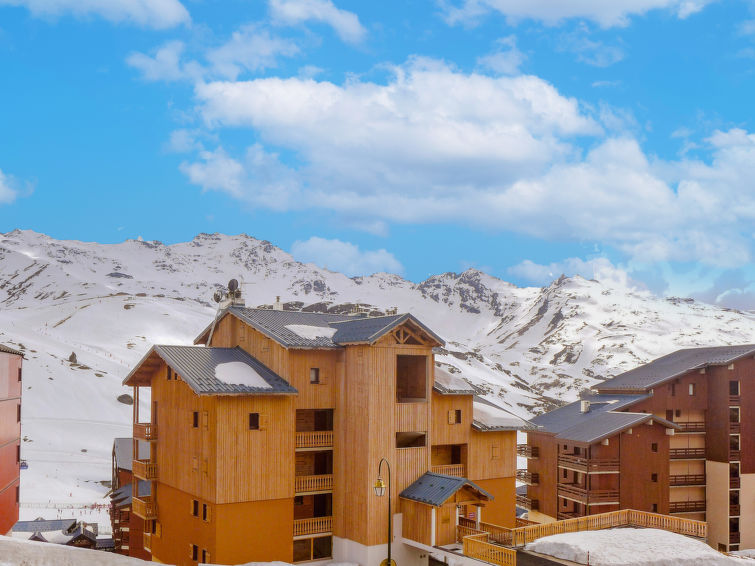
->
0;343;23;535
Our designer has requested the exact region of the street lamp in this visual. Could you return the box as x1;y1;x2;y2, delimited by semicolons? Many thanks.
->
374;458;395;566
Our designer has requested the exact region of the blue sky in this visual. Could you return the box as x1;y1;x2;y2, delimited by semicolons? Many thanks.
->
1;0;755;308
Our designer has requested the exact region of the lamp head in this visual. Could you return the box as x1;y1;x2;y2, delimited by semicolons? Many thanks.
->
374;477;386;497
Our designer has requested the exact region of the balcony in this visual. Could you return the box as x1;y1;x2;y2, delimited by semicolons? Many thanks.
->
730;422;741;433
557;511;583;520
293;516;333;537
432;464;465;477
730;532;740;544
132;459;158;481
295;474;333;494
557;483;619;505
730;450;741;461
134;423;158;442
669;501;705;514
517;444;539;459
558;454;619;473
730;395;741;405
730;505;740;516
142;533;151;553
295;431;333;450
669;474;706;486
516;494;538;511
516;470;539;485
730;476;740;489
676;422;705;433
132;495;157;520
669;448;705;459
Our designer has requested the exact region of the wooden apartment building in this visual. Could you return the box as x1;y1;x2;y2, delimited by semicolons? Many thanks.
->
110;437;151;559
123;289;529;566
0;342;23;536
522;345;755;552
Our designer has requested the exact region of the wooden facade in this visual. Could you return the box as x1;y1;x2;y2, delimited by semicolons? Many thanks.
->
0;345;22;536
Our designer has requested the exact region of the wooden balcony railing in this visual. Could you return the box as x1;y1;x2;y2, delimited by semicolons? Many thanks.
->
669;448;705;459
456;524;487;543
730;532;740;544
730;450;741;461
517;444;538;459
295;431;333;449
142;533;151;553
730;505;740;516
132;459;158;481
516;517;539;528
431;464;465;477
729;395;741;405
134;422;157;441
516;470;539;485
730;476;740;489
516;494;538;511
295;474;333;494
462;533;516;566
676;422;705;433
293;516;332;537
557;483;619;505
558;454;619;473
669;501;705;513
669;474;705;486
132;496;157;520
730;422;741;433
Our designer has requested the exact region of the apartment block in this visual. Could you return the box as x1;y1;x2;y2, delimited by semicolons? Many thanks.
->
0;342;23;536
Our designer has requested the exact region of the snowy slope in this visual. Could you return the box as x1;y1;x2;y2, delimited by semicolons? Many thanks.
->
2;229;755;517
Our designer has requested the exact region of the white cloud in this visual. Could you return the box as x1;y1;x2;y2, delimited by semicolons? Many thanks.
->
269;0;366;44
0;0;189;29
508;257;636;288
291;237;403;276
126;41;202;82
558;24;624;67
444;0;713;28
477;35;526;75
0;169;20;204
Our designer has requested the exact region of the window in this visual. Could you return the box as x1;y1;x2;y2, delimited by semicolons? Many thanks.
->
448;409;462;424
17;403;20;423
563;499;568;507
454;409;462;424
191;499;199;517
675;409;681;418
574;447;581;455
730;435;740;451
651;473;658;482
491;444;500;460
563;468;568;479
191;544;198;561
202;550;209;563
16;445;20;464
651;443;658;453
396;355;428;402
249;413;260;430
192;411;199;428
396;432;426;448
294;496;304;506
17;368;22;382
730;407;740;423
689;383;695;396
167;367;172;381
202;503;210;522
652;503;658;513
730;381;740;396
16;486;19;504
310;368;320;384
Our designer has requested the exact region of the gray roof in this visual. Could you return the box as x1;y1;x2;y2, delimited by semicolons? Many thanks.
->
125;345;297;395
472;396;536;431
195;307;444;349
96;538;115;549
113;438;149;471
530;393;676;444
13;519;76;533
0;343;23;356
111;481;151;506
400;472;493;507
596;344;755;392
433;366;478;395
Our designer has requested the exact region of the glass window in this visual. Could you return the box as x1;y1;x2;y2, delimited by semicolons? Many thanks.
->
249;413;260;430
310;368;320;384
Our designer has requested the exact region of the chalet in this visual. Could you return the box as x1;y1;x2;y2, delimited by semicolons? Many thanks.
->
110;437;151;559
0;342;23;536
12;518;98;548
522;344;755;552
122;283;531;566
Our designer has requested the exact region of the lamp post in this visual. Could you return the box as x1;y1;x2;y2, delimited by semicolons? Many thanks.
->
374;458;394;566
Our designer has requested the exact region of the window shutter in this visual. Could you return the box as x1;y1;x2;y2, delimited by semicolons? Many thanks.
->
192;456;199;471
202;411;208;430
202;459;208;475
491;444;500;460
448;410;455;425
259;414;268;431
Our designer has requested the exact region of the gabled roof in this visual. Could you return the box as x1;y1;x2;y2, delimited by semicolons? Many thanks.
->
123;345;297;395
111;481;151;507
472;397;535;431
13;519;76;533
530;393;650;433
433;366;478;395
112;438;149;471
400;472;493;507
596;344;755;392
0;343;23;356
194;307;444;349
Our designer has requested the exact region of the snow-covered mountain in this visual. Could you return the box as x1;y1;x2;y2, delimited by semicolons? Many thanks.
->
2;229;755;521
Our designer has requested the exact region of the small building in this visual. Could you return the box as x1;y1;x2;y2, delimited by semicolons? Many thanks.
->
0;342;23;536
12;518;98;548
110;437;151;559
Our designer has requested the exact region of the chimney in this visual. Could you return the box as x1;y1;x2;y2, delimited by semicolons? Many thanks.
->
273;296;283;311
580;400;590;413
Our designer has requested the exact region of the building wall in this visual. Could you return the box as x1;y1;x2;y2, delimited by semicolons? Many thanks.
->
475;476;515;527
706;460;729;551
431;392;472;446
618;424;670;513
0;350;22;535
526;431;558;520
741;473;755;550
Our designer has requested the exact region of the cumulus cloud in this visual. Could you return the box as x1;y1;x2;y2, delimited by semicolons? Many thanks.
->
508;257;637;288
477;35;526;75
0;169;20;204
291;237;403;276
269;0;366;44
443;0;712;28
0;0;189;29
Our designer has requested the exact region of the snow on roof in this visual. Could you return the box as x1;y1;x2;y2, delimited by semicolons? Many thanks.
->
284;324;337;340
472;397;534;431
0;535;152;566
215;361;273;389
525;528;748;566
433;366;477;395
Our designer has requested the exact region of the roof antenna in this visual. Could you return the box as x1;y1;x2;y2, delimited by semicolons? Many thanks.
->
207;279;245;345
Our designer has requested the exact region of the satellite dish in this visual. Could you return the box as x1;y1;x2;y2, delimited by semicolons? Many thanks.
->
228;278;239;292
213;291;223;303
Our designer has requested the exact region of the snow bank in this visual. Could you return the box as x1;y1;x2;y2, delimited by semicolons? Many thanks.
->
285;324;337;340
215;361;272;389
0;535;155;566
525;528;752;566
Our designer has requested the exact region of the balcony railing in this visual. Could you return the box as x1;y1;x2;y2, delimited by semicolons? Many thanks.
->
730;422;741;433
517;444;539;459
516;470;539;485
134;423;158;441
142;533;151;553
730;395;741;405
730;476;740;489
669;448;705;459
557;483;619;505
516;495;538;511
132;459;158;481
669;501;705;513
669;474;706;486
730;450;741;461
295;474;333;494
730;532;740;544
676;422;705;433
558;454;619;473
132;495;157;520
295;431;333;450
293;516;333;537
730;505;740;516
431;464;465;477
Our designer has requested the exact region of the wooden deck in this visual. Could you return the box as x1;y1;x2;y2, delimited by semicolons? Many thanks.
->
295;474;333;494
132;495;157;520
132;459;158;481
133;422;157;441
295;431;333;450
293;516;333;537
